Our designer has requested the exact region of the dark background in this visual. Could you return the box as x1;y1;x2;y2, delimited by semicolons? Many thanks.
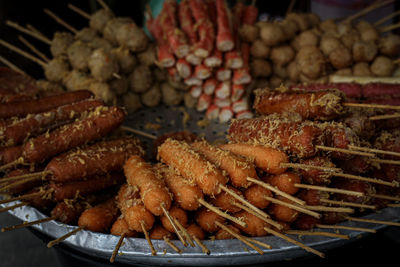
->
1;0;400;266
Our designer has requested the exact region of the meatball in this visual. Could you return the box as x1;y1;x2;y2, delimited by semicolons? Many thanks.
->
89;9;114;33
319;19;338;36
141;83;161;107
67;40;92;71
109;76;129;96
352;62;372;77
136;44;157;66
122;92;142;113
296;45;325;80
287;61;300;82
88;37;113;52
112;46;137;74
250;39;270;58
62;69;94;91
103;17;133;45
250;59;272;78
279;18;299;40
161;82;183;106
320;35;342;56
286;13;310;32
379;34;400;57
370;56;394;77
75;27;98;43
329;46;352;69
259;23;285;46
89;81;115;104
50;32;74;57
44;56;70;83
238;24;259;43
128;65;153;93
116;23;149;52
291;30;319;51
340;32;360;50
352;41;377;62
88;48;119;82
270;45;295;66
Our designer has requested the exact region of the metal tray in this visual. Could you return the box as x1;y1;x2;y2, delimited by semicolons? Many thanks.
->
1;105;400;266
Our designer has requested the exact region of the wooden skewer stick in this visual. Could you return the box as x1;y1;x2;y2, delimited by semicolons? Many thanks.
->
247;177;306;206
18;35;50;62
286;0;296;15
243;237;272;250
0;191;43;205
304;205;354;214
369;193;400;202
0;158;25;173
294;184;364;197
173;217;195;247
191;235;210;255
67;3;91;19
97;0;111;11
140;220;157;256
0;202;27;213
120;126;157;140
0;56;26;75
0;170;48;184
0;175;44;193
343;102;400;111
232;202;282;230
369;113;400;120
333;172;398;187
374;9;400;26
47;226;84;248
43;9;78;34
26;24;48;39
163;237;182;253
263;227;325;258
285;230;349;240
344;216;400;227
343;0;394;23
348;144;400;158
218;184;283;229
0;39;47;67
197;198;247;228
315;224;376;233
264;196;321;219
315;145;375;157
370;158;400;166
215;221;264;255
1;216;56;232
5;20;52;45
160;203;188;247
280;162;342;173
380;22;400;33
387;203;400;207
319;199;376;210
110;233;126;263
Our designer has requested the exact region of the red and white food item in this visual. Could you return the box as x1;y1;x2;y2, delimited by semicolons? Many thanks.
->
218;106;234;123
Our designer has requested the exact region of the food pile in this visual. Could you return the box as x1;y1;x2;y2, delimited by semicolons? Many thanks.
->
1;67;400;263
147;0;256;122
245;9;400;90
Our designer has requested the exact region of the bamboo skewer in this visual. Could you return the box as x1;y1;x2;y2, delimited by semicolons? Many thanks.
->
333;172;398;187
280;163;342;173
315;145;375;157
344;216;400;227
369;113;400;120
18;35;50;62
0;191;43;205
0;56;26;75
316;224;376;233
120;126;157;140
380;22;400;33
370;158;400;166
304;205;354;214
369;193;400;201
97;0;111;11
263;196;321;219
285;230;349;240
343;102;400;111
0;39;47;67
0;158;25;173
319;199;376;210
0;175;44;193
294;184;364;197
67;3;91;19
5;21;52;45
343;0;395;23
246;177;305;206
160;203;188;247
191;235;210;255
43;9;78;34
197;198;247;228
374;9;400;26
0;202;27;213
263;227;325;258
26;24;48;39
141;221;157;256
348;144;400;158
215;221;264;255
0;170;48;184
173;217;195;247
110;233;126;263
47;226;84;248
164;237;182;253
1;216;55;232
232;202;282;230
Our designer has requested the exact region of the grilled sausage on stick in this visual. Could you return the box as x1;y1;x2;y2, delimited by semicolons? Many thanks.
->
158;138;228;195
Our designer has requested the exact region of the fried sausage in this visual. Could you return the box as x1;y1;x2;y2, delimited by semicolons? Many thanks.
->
149;224;175;240
160;205;188;233
111;217;138;237
0;90;94;119
158;138;228;195
211;185;242;213
124;155;172;216
195;207;226;233
268;196;299;223
22;106;125;163
191;139;257;188
265;172;301;195
78;198;119;233
219;143;288;174
233;210;268;237
244;184;273;209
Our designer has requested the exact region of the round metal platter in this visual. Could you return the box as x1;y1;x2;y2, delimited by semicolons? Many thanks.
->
2;105;400;266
